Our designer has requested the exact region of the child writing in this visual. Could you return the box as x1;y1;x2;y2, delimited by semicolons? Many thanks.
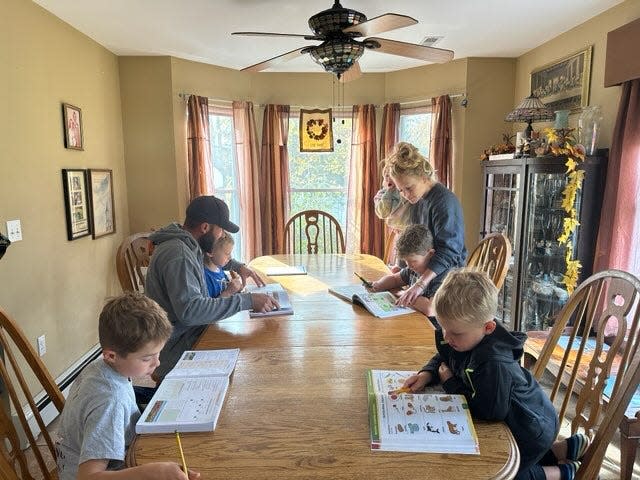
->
402;269;590;480
56;292;200;480
370;224;437;317
374;163;412;271
204;233;243;298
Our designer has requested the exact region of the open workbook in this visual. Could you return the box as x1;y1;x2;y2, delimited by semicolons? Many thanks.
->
366;369;479;454
329;285;414;318
245;283;294;317
135;348;239;434
263;265;307;276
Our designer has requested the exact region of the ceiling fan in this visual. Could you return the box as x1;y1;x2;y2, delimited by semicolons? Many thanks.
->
232;0;454;82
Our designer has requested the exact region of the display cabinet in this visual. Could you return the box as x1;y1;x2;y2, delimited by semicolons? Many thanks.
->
480;152;607;331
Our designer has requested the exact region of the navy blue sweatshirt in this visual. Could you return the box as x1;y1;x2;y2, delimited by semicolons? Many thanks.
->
421;322;558;469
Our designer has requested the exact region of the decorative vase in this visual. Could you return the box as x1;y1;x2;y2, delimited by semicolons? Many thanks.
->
553;110;570;129
578;106;603;155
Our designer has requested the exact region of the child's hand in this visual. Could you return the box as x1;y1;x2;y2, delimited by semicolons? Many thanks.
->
438;363;453;382
141;462;200;480
389;265;401;274
225;271;243;294
402;371;432;392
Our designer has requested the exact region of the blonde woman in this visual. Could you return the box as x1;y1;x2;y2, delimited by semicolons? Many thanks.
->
385;142;466;310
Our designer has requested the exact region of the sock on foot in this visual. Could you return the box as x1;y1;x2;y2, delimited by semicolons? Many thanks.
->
566;433;590;461
558;460;581;480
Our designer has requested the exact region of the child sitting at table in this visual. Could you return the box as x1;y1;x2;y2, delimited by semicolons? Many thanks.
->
370;224;438;317
204;233;243;298
56;292;200;480
402;269;590;480
374;162;411;271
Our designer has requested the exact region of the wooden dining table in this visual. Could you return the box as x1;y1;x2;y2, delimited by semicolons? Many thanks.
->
129;254;519;479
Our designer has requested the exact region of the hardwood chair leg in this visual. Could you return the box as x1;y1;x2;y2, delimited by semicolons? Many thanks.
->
620;429;639;480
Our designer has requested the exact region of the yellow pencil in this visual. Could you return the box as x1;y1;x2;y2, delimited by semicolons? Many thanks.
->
391;386;412;395
175;430;188;474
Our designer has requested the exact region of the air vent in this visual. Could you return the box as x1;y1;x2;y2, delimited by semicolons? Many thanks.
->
421;35;443;47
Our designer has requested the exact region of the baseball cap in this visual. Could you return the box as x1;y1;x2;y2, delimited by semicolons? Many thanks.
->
185;196;239;233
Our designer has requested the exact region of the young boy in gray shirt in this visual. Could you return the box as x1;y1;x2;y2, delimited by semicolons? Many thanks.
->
56;292;200;480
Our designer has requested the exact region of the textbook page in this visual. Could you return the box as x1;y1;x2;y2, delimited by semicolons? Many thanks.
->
353;291;414;318
263;265;307;276
164;348;240;379
136;376;229;434
328;285;368;302
367;369;479;454
245;283;294;317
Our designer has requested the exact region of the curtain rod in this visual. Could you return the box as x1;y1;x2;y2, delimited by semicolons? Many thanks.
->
178;92;467;108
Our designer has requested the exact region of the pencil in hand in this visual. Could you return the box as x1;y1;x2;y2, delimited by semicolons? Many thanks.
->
354;272;373;288
389;386;412;395
175;430;188;474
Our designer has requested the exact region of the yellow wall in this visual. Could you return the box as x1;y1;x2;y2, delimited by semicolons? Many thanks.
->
514;0;640;148
0;0;127;379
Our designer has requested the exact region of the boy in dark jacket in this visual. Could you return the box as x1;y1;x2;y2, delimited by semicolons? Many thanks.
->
403;269;589;480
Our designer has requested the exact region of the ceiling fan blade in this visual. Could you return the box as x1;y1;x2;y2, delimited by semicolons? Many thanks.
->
340;62;362;83
240;47;308;73
232;32;320;40
366;37;454;63
342;13;417;37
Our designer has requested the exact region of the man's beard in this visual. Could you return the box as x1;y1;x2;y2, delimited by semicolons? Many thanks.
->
198;229;216;253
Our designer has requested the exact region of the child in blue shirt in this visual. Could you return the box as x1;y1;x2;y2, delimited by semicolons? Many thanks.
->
204;233;243;298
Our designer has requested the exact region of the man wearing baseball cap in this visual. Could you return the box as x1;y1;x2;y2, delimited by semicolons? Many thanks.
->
145;195;278;381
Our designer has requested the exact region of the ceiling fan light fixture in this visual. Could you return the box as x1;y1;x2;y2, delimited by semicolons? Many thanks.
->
309;39;364;76
308;1;366;37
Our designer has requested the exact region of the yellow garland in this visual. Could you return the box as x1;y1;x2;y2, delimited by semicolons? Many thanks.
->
543;128;586;294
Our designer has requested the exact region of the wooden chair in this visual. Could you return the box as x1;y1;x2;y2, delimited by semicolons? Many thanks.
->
284;210;345;254
526;270;640;479
116;232;153;292
466;233;511;290
0;307;65;479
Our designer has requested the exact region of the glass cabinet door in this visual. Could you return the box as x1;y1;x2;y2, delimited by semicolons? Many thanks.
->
520;171;580;331
482;171;520;328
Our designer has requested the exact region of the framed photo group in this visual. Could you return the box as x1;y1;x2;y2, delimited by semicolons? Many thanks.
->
62;169;115;241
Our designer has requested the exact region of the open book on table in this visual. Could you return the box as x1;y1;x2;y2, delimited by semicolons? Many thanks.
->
329;286;414;318
245;283;293;318
263;265;307;276
135;349;239;434
366;369;479;454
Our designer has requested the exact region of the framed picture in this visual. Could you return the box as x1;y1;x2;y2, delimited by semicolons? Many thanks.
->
530;46;592;112
61;169;91;240
299;108;334;152
62;103;83;150
88;169;116;238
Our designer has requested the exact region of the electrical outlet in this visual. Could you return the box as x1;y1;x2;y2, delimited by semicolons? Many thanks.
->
37;334;46;357
6;219;22;242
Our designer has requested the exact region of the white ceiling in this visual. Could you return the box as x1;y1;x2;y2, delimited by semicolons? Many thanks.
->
33;0;622;73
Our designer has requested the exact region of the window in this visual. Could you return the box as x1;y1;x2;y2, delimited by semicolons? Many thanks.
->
398;107;432;158
287;113;352;232
208;108;242;258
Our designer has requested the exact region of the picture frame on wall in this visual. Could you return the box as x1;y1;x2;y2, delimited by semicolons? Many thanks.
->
62;103;83;150
530;45;593;112
61;169;91;240
88;169;116;239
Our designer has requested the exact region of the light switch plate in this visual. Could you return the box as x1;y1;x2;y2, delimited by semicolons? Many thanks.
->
6;220;22;242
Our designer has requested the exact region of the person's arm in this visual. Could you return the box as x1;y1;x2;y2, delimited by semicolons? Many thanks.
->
77;459;199;480
370;272;404;292
410;296;434;317
425;189;466;278
224;259;265;287
395;269;437;307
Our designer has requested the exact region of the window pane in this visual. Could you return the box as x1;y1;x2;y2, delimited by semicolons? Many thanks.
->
399;113;432;158
287;116;351;231
208;112;242;259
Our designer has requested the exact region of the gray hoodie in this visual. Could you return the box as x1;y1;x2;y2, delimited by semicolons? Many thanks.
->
146;223;252;379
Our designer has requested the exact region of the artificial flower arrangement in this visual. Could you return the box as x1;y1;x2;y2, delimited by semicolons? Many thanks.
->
543;127;586;294
479;133;516;160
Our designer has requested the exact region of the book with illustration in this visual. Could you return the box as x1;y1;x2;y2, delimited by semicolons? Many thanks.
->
329;286;414;318
366;369;479;454
245;283;294;317
135;349;239;434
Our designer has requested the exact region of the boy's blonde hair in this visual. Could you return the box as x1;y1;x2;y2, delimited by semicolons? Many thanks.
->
396;224;434;258
433;268;498;325
213;232;234;250
99;292;172;356
385;142;438;182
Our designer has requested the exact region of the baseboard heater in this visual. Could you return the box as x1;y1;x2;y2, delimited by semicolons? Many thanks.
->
14;344;101;448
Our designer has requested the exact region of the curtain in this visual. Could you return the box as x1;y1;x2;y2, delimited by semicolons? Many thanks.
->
346;104;381;256
594;79;640;275
260;105;291;254
379;103;401;263
430;95;453;189
187;95;213;199
232;101;262;259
